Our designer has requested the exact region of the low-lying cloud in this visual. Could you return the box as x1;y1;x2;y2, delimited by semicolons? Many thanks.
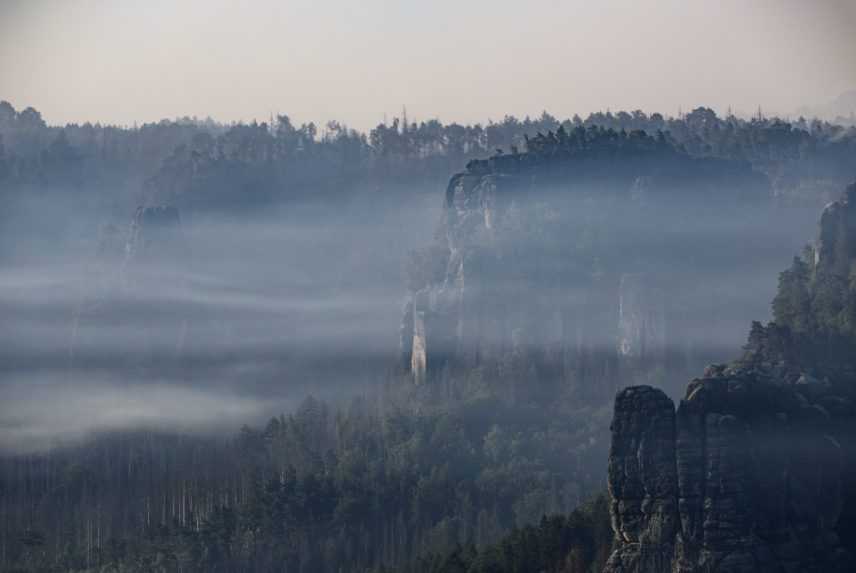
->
0;379;271;454
0;188;821;453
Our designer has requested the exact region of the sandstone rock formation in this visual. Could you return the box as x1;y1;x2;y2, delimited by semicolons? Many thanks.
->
607;385;677;572
399;140;778;403
607;374;851;572
605;184;856;572
399;171;620;402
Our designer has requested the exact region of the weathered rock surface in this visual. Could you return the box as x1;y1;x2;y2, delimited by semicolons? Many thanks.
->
606;386;677;573
400;172;622;402
605;185;856;572
607;372;851;572
399;145;779;403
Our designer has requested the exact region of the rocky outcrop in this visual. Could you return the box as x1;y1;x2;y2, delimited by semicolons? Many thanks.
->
605;185;856;572
400;172;620;401
399;139;777;403
606;386;677;572
607;372;852;572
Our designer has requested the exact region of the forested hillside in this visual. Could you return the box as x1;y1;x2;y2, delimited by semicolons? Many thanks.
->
2;102;856;572
0;393;612;572
3;100;856;218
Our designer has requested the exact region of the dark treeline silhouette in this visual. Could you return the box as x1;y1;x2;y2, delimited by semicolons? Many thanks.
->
3;101;856;217
411;496;611;573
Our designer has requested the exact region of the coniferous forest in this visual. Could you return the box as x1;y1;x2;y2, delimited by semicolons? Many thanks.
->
3;5;856;572
3;96;856;571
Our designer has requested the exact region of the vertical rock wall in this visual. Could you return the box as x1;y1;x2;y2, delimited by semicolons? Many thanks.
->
605;185;856;572
607;375;851;573
606;386;677;573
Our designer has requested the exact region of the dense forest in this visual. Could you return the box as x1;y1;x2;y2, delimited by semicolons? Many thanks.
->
2;101;856;572
0;392;613;572
3;100;856;219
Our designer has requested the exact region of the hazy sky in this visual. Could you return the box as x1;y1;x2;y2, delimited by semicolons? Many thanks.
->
1;0;855;129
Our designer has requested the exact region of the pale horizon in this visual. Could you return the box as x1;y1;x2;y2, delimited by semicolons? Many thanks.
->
2;0;856;130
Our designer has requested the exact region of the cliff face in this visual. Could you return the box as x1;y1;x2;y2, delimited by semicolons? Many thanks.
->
605;184;856;573
608;377;851;572
400;172;621;402
607;386;678;571
399;137;781;404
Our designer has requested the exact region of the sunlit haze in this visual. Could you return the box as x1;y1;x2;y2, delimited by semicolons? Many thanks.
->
3;3;856;571
2;0;856;128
